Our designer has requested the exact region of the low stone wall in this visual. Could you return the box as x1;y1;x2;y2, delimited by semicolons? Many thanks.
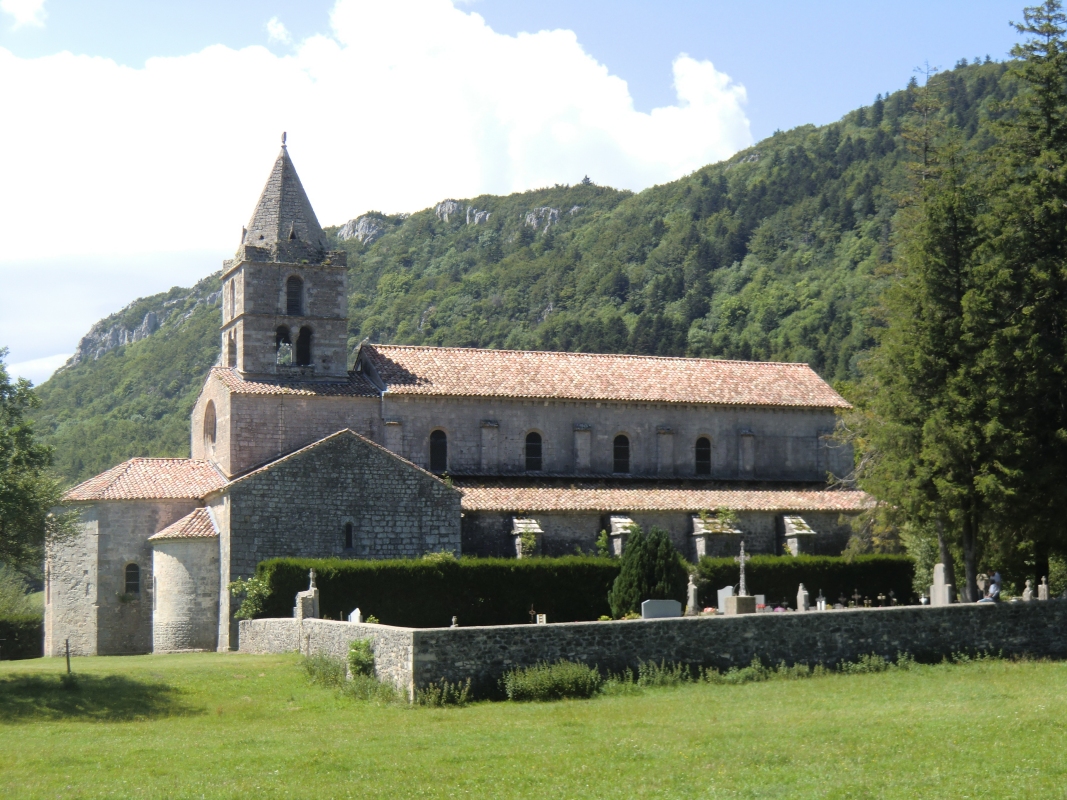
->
240;618;416;695
241;600;1067;698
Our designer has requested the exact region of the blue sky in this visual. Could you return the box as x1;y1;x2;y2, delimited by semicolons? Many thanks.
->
0;0;1027;383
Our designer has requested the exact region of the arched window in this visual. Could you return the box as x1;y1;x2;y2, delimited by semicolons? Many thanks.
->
344;522;353;550
228;280;236;319
124;563;140;595
525;432;543;472
286;276;304;315
613;435;630;474
276;326;292;365
429;430;448;473
695;436;712;475
203;401;217;452
295;326;313;366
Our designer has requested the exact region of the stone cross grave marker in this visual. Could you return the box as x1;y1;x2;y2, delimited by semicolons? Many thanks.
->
1039;577;1050;601
734;540;751;596
1022;580;1034;601
686;574;699;616
797;583;810;612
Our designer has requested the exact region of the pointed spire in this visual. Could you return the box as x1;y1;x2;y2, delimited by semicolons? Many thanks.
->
243;140;328;262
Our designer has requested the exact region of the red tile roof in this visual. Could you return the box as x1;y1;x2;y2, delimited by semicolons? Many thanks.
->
458;483;872;513
209;366;378;397
148;508;218;541
64;459;227;501
362;345;849;408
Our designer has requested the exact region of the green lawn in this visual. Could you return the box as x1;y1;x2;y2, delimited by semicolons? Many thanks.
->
0;653;1064;799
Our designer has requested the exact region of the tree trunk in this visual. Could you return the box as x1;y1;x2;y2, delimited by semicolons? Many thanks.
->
935;519;958;600
1034;539;1051;589
961;513;979;602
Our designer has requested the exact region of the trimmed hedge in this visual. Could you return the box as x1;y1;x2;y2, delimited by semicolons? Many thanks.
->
696;555;916;608
255;557;621;627
252;554;917;627
0;616;44;660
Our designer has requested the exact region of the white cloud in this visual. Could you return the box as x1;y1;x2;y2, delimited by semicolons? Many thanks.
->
0;0;751;266
266;16;291;45
7;352;72;386
0;0;46;28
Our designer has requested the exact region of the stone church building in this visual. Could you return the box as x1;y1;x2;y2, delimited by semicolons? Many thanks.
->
46;143;868;657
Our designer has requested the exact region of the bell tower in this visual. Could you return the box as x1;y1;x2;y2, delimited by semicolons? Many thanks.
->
220;135;349;380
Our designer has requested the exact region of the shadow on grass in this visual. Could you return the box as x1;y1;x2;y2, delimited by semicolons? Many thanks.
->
0;672;203;723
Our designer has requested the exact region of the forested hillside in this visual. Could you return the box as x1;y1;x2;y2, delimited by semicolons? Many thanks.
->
31;59;1012;484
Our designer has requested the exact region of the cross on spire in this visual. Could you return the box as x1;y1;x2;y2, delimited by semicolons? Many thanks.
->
734;540;751;596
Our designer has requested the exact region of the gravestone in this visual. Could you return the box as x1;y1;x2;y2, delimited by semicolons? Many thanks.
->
685;574;699;616
929;563;954;607
755;594;765;608
717;586;734;614
797;583;810;612
641;599;682;619
536;614;547;625
1022;580;1034;601
1038;577;1050;601
816;590;827;611
348;608;362;623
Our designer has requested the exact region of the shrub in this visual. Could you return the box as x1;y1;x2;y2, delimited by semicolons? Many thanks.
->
227;574;272;620
348;639;375;677
416;678;471;707
607;526;688;618
0;566;40;618
696;554;915;608
301;653;346;688
0;616;43;660
253;556;619;626
501;660;603;701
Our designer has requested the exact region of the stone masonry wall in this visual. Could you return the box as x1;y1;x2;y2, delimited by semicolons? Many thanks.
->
152;537;220;652
242;601;1067;698
224;432;461;583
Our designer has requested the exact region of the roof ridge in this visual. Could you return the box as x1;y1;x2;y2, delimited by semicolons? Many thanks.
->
368;343;812;368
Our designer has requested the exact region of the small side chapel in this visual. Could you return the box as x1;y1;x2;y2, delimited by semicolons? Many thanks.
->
46;141;868;657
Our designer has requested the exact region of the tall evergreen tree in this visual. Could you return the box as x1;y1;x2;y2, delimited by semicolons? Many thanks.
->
850;72;990;600
979;0;1067;585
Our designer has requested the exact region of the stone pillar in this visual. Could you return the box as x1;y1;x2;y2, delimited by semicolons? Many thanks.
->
480;421;499;472
573;424;591;472
384;420;403;458
656;427;675;476
929;563;954;607
609;515;633;557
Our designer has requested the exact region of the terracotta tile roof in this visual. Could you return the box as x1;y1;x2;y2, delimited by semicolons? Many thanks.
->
457;482;872;513
148;508;218;541
361;344;849;408
64;459;227;502
209;366;379;397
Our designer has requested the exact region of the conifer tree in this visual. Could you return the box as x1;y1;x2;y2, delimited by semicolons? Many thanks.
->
607;526;687;618
978;0;1067;586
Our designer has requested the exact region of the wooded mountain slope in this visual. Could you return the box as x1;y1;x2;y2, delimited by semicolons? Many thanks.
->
31;60;1012;484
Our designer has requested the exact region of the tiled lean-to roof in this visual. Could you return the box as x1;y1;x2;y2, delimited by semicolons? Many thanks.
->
457;481;872;513
64;459;227;502
360;344;850;408
148;508;218;541
209;367;379;397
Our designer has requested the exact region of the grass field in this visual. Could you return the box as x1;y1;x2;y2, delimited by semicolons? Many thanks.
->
0;653;1064;799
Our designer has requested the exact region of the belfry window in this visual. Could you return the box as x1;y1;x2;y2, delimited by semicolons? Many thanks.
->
295;327;312;366
525;432;543;472
695;437;712;475
429;430;448;473
124;563;141;595
613;435;630;474
286;276;304;316
276;326;293;365
344;522;354;550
